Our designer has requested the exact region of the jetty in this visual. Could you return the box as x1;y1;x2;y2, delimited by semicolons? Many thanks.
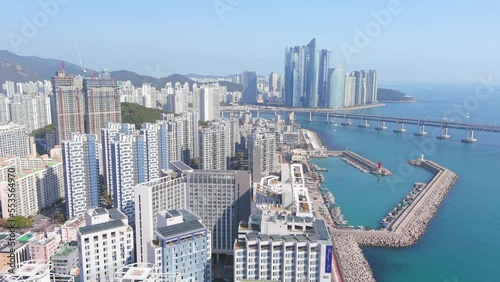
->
341;150;392;176
331;158;458;282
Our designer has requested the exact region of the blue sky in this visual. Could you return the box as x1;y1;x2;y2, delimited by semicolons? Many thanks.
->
1;0;499;82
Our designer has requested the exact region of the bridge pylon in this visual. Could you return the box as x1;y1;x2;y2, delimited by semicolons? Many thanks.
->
414;125;428;136
394;123;407;133
375;121;388;131
436;127;451;140
461;129;477;143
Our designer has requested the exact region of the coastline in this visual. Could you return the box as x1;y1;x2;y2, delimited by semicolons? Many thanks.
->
378;100;416;103
301;127;459;282
221;103;385;113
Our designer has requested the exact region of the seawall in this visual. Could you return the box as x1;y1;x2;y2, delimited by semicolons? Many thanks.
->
332;159;458;281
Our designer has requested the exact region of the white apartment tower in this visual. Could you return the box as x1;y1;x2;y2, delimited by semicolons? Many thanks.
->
78;208;134;282
344;75;356;107
10;93;52;133
0;123;29;158
199;122;231;170
200;85;221;122
248;131;276;182
134;176;187;263
62;133;101;219
175;164;251;255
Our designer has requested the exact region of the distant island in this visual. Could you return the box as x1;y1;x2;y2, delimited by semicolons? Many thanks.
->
377;88;416;102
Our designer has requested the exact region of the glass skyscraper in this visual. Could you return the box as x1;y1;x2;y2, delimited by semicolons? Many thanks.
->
327;63;346;109
318;49;330;107
284;38;322;108
241;71;258;104
304;38;319;108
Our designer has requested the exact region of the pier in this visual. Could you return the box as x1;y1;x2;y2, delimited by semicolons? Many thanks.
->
341;150;392;176
331;158;458;282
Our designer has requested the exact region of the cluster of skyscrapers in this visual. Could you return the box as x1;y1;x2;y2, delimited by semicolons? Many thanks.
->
285;38;378;109
0;59;343;281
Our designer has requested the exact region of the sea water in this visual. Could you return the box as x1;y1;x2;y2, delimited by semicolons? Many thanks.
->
302;82;500;282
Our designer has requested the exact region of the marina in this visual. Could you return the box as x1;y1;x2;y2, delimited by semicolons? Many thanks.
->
330;157;458;281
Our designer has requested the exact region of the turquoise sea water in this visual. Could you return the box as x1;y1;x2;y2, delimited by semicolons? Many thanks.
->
299;83;500;282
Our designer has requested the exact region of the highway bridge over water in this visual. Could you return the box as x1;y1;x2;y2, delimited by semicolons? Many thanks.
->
222;107;500;142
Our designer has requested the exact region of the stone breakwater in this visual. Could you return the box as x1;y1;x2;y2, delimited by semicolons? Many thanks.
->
332;234;375;282
331;159;458;281
341;150;393;176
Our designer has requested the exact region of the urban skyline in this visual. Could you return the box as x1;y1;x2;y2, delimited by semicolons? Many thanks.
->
0;2;498;282
2;1;499;83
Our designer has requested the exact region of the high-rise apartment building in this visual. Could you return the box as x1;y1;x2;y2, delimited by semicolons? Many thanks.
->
326;63;346;109
248;131;276;182
284;45;306;108
2;81;15;97
62;133;100;219
352;70;367;105
78;208;134;282
305;39;319;108
269;72;279;93
199;122;231;170
200;85;221;122
154;209;211;281
344;75;356;107
52;69;85;144
10;93;51;133
318;49;330;107
134;176;187;263
234;216;333;282
162;111;199;164
0;156;64;218
178;165;251;255
0;123;28;158
365;70;378;104
0;95;9;123
242;71;258;104
83;76;121;140
284;39;321;108
101;122;136;196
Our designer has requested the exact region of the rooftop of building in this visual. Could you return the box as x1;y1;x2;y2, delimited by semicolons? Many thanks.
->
62;216;86;228
78;219;126;236
0;240;28;253
157;220;206;239
109;208;128;220
169;161;194;173
244;232;320;244
52;243;78;257
18;233;34;243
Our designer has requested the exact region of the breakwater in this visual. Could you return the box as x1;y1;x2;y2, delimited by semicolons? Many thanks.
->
332;158;458;281
341;150;393;176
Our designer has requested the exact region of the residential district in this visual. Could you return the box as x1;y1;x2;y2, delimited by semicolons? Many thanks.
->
0;39;410;282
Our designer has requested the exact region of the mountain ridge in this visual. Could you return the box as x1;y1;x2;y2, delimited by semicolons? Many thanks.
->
0;50;242;91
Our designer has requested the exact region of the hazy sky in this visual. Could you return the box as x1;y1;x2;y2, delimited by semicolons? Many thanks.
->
1;0;499;83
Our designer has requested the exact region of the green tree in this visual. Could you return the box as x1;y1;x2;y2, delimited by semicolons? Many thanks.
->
0;216;33;228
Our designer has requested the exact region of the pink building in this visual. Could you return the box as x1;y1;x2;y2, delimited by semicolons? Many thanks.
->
60;216;86;243
29;233;61;261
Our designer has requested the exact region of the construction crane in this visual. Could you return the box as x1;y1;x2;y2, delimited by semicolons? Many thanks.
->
74;38;87;76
